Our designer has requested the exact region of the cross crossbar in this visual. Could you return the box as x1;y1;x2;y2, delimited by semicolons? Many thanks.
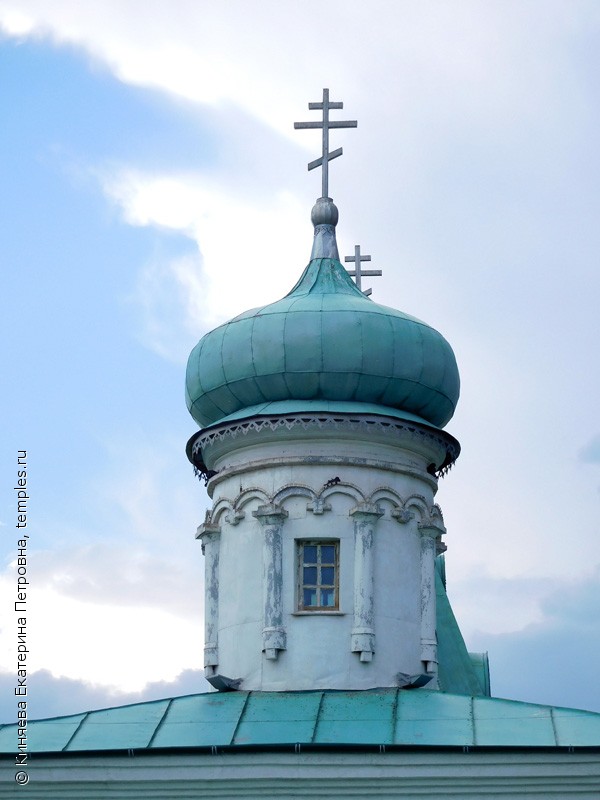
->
309;101;343;110
308;147;343;171
344;245;383;295
294;88;357;198
294;121;357;129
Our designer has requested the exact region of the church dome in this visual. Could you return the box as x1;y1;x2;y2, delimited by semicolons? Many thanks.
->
186;211;460;430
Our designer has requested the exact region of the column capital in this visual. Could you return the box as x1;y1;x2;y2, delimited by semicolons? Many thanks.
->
391;507;414;524
418;523;445;539
349;502;383;519
252;504;289;524
224;509;245;526
195;522;221;541
307;498;332;515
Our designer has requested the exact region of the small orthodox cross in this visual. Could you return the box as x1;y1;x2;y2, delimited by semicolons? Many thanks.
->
294;88;357;199
345;245;382;297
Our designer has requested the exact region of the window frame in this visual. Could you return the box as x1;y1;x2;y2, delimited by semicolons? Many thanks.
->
296;539;340;612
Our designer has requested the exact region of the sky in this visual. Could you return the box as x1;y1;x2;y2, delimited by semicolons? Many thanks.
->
1;0;600;722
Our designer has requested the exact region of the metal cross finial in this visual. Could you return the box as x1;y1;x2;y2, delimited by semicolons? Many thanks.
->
345;245;382;297
294;88;357;199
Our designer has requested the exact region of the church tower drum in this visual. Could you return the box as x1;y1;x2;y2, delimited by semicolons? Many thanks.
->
185;90;460;692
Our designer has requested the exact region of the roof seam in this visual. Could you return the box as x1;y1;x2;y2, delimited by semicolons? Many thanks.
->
386;307;396;399
319;294;324;378
549;706;559;746
146;697;174;749
311;691;326;743
391;688;400;744
62;712;89;752
230;692;251;746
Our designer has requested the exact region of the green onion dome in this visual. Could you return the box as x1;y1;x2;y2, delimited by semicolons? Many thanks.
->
186;200;459;430
185;261;460;430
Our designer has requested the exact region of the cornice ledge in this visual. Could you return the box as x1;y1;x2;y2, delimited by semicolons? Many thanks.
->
195;413;459;474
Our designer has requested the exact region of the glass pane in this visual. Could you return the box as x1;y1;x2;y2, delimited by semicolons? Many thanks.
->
321;566;335;585
321;588;335;607
320;545;335;563
303;566;317;584
303;545;317;563
303;588;317;607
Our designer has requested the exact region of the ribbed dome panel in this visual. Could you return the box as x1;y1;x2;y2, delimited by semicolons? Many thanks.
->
186;258;460;429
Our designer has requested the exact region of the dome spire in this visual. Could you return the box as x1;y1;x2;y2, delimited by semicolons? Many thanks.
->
309;196;340;259
294;88;357;260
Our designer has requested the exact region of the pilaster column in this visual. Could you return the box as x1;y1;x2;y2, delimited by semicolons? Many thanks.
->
196;521;221;673
252;504;288;660
350;503;383;662
418;523;445;675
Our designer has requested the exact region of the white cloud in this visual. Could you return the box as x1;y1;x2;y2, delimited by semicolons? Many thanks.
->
448;570;554;639
103;168;308;338
0;431;207;694
0;667;211;722
125;252;205;363
80;433;201;544
15;543;200;618
0;574;202;691
2;0;595;142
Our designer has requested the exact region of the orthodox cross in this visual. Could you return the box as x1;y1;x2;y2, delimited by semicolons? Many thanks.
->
294;88;357;199
345;245;382;297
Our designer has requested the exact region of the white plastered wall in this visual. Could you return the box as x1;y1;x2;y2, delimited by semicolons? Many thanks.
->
198;417;448;691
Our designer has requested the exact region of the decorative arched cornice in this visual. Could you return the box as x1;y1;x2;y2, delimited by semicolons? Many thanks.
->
212;488;271;525
368;487;404;509
403;494;430;523
235;487;270;511
210;483;444;537
320;481;364;506
211;499;233;526
428;503;445;530
272;484;316;506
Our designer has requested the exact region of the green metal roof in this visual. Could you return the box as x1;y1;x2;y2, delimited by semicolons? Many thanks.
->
2;689;600;754
186;257;460;430
204;399;434;427
436;557;490;696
